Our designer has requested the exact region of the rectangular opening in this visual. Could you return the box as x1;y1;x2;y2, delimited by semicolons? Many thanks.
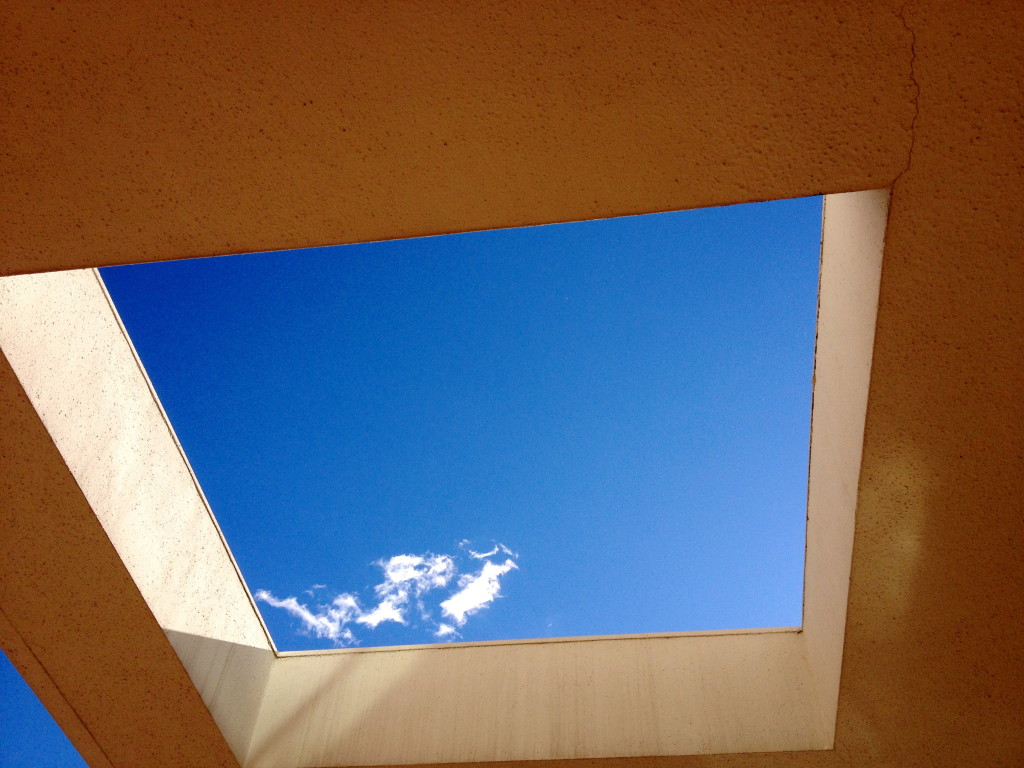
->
0;189;886;764
98;195;821;652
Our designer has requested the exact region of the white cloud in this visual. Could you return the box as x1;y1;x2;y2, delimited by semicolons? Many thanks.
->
258;543;517;646
359;553;456;629
464;542;517;560
466;544;500;559
254;589;360;643
434;623;458;639
440;558;518;626
377;554;455;598
356;598;406;628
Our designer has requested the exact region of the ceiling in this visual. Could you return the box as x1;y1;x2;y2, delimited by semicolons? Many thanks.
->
1;1;1022;765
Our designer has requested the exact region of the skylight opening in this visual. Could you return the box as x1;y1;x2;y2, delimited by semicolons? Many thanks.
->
99;195;821;652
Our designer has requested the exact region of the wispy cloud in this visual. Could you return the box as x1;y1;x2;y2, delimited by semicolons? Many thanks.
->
434;623;459;639
254;590;359;644
441;558;518;626
256;543;517;646
463;542;517;560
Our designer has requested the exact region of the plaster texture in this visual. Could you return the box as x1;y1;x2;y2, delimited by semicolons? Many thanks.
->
1;1;1022;766
802;190;887;721
252;631;821;767
0;351;241;767
0;270;273;762
0;2;911;274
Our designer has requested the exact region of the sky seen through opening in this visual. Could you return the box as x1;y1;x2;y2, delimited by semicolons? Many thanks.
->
98;196;821;651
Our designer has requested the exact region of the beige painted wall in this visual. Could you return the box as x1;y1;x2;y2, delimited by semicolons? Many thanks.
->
253;632;821;767
803;189;888;719
0;270;273;762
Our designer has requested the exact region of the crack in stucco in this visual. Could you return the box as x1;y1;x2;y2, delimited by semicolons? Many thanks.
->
894;3;920;185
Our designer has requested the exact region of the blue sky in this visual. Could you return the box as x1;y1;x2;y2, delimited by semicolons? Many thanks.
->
103;195;819;651
0;651;88;768
3;196;820;764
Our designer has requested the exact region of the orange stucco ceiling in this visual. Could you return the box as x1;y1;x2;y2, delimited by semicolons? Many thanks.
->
1;1;1022;765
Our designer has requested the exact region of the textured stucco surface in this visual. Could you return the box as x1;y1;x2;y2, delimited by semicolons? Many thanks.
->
1;1;911;274
1;0;1022;766
0;270;274;761
0;350;240;768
